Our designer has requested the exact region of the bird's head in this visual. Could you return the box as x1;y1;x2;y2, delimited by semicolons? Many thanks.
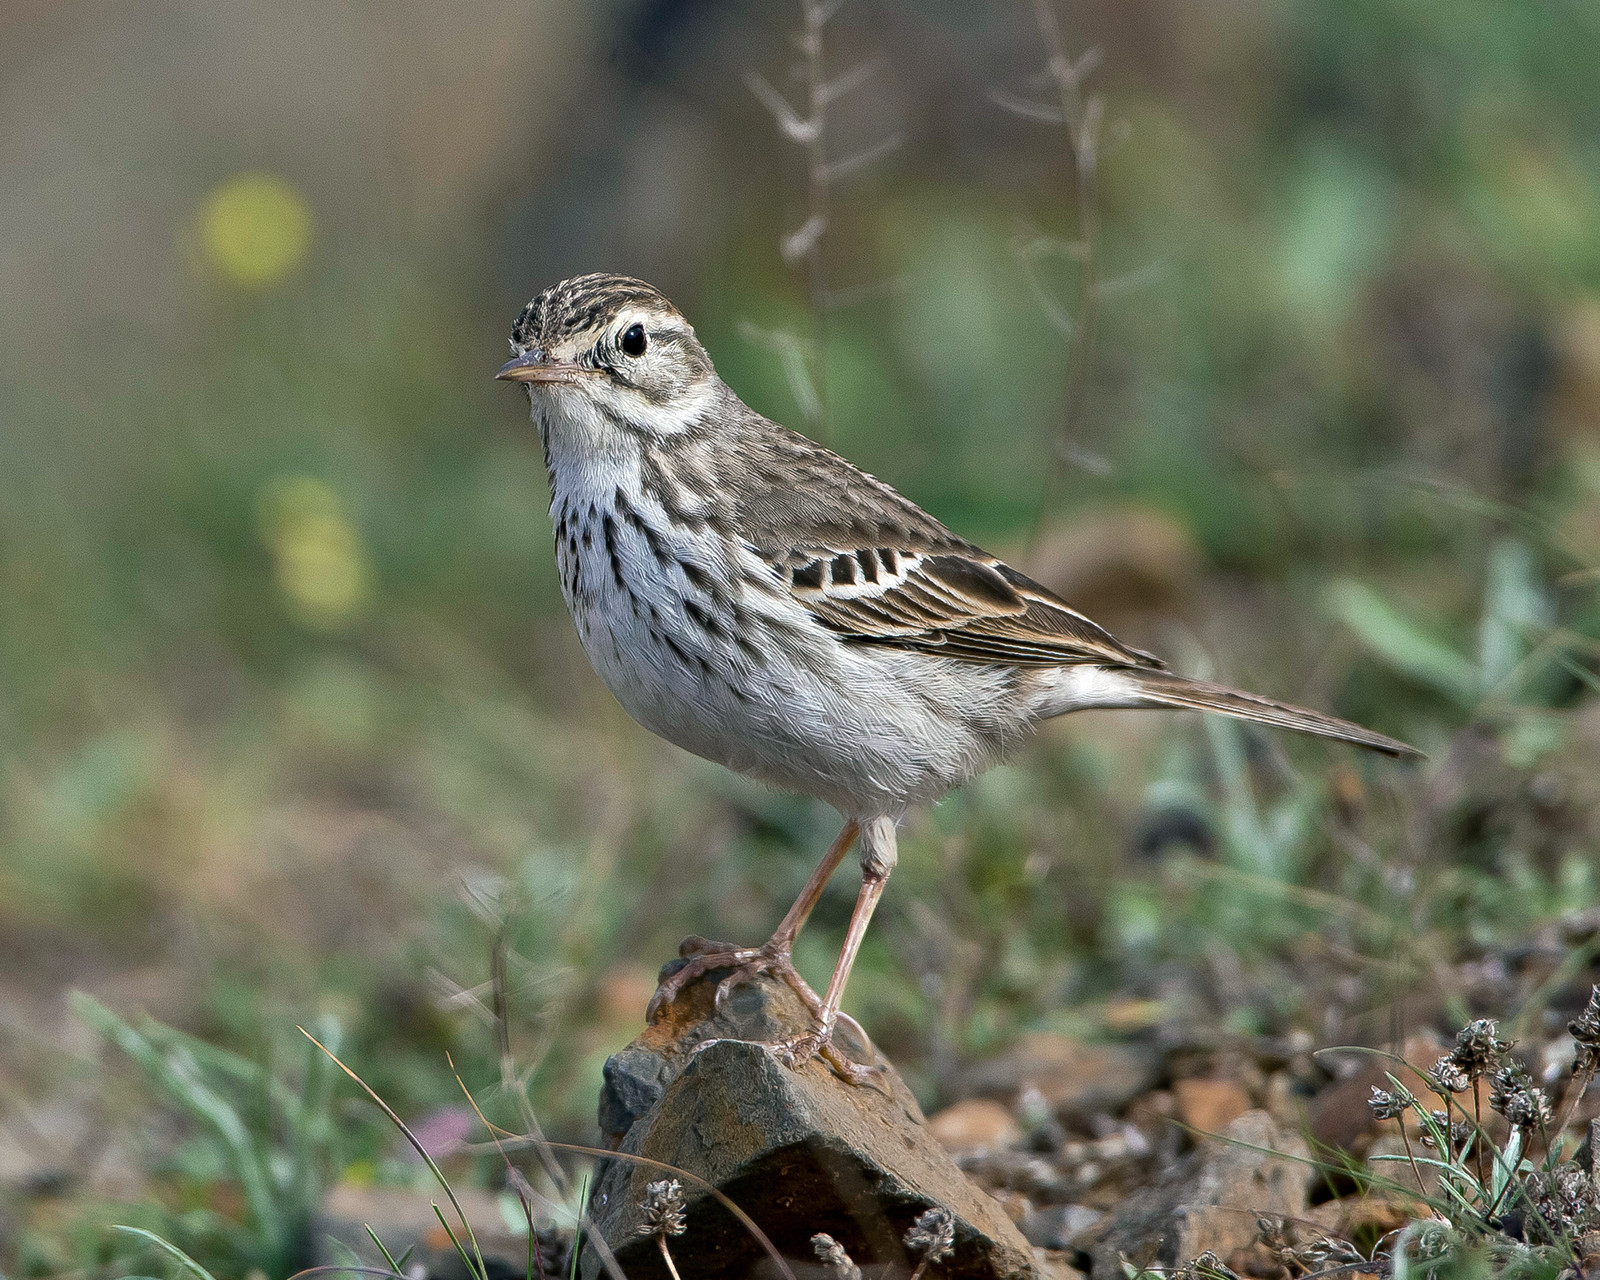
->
497;273;719;442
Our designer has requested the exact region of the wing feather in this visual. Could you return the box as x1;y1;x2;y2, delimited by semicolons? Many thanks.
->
717;416;1163;669
778;545;1161;668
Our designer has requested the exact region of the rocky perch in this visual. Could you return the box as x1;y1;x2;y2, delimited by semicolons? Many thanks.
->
582;961;1039;1280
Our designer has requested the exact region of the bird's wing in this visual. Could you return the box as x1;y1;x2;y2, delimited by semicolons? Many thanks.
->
772;543;1162;668
717;422;1162;670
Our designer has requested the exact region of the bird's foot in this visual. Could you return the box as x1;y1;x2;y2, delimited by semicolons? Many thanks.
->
651;936;885;1089
773;1023;886;1089
646;935;825;1022
646;936;758;1022
711;939;828;1018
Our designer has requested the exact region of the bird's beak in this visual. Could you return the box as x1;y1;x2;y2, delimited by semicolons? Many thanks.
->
494;351;599;384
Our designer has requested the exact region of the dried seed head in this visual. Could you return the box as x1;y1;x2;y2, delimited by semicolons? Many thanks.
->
1418;1110;1453;1150
639;1179;686;1237
812;1233;862;1280
1187;1250;1241;1280
904;1206;955;1264
1570;986;1600;1074
1368;1085;1412;1121
1430;1055;1473;1095
1451;1019;1510;1077
1489;1062;1551;1130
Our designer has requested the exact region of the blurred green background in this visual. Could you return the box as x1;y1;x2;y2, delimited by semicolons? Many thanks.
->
3;0;1600;1274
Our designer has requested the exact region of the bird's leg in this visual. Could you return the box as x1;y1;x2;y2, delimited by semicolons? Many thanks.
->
645;819;858;1022
776;816;896;1086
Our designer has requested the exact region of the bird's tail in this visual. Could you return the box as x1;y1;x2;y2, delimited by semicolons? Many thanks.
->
1110;668;1422;758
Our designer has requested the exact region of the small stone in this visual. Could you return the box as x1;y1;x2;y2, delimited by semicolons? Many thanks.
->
1307;1033;1447;1152
1172;1079;1251;1135
1085;1111;1311;1280
930;1098;1024;1154
960;1034;1158;1119
1021;1204;1104;1250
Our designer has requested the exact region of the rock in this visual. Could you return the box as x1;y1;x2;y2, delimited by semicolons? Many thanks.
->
930;1099;1024;1154
1086;1110;1310;1280
1033;1249;1089;1280
1308;1034;1447;1152
1172;1078;1251;1136
584;965;1037;1280
959;1034;1159;1120
1021;1204;1104;1250
598;1046;674;1144
1575;1117;1600;1182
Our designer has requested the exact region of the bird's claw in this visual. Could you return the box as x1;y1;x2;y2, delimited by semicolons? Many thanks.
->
773;1027;886;1089
646;936;823;1022
646;939;758;1022
712;944;826;1018
647;936;886;1091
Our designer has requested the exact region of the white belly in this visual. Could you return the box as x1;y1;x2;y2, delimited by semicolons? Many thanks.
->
549;474;1027;815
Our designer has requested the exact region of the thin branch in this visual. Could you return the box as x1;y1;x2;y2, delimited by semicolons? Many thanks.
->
744;71;816;143
799;0;832;439
781;212;828;264
1004;0;1109;559
823;275;906;311
1098;258;1169;298
817;58;882;107
746;0;894;443
448;1053;623;1280
739;320;822;423
1552;1062;1596;1149
821;133;903;182
990;88;1065;124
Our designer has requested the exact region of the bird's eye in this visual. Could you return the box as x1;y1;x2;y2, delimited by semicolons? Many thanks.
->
620;323;647;357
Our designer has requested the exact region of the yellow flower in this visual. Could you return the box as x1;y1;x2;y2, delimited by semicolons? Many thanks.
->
200;172;313;287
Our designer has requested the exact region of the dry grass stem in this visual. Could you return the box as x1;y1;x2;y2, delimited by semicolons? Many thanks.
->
746;1;900;441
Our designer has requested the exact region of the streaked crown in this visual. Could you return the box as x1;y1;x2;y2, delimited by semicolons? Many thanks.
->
510;273;680;353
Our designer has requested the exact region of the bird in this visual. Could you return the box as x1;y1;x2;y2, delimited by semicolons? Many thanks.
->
497;272;1419;1083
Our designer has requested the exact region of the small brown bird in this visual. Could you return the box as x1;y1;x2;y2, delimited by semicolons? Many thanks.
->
499;273;1418;1082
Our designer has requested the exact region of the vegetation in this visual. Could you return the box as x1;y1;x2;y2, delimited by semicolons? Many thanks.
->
3;0;1600;1276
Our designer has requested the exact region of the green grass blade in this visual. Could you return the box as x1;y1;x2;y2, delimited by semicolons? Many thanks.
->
300;1026;488;1280
568;1173;588;1280
434;1201;486;1280
1478;538;1550;689
364;1223;405;1274
113;1225;220;1280
1327;579;1480;704
79;994;287;1263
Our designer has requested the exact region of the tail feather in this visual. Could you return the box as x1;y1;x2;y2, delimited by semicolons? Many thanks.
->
1119;669;1422;759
